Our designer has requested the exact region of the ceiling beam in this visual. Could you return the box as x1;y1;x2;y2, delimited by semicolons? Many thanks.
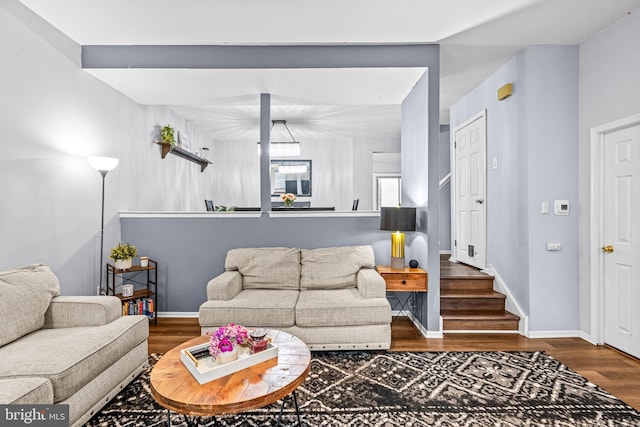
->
81;44;439;69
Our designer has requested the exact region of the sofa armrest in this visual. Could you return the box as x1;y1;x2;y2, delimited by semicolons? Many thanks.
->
207;271;242;300
356;268;387;298
43;296;122;328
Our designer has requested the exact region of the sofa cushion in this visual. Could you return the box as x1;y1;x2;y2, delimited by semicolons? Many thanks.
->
0;264;60;346
225;247;300;290
295;289;391;327
0;315;148;403
300;246;375;290
199;289;298;328
0;377;53;404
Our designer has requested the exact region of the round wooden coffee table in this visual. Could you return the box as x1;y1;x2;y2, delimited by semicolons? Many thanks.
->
150;329;310;425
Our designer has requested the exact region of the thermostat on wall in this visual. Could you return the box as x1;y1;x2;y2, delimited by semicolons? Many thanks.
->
554;200;569;215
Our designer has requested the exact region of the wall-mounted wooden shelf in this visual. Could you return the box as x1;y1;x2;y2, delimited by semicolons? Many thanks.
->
157;142;211;172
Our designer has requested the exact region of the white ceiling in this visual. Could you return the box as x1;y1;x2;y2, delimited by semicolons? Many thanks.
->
18;0;640;140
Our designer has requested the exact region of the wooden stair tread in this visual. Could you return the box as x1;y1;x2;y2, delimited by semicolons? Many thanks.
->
441;310;520;320
441;290;505;299
440;260;493;280
440;272;493;280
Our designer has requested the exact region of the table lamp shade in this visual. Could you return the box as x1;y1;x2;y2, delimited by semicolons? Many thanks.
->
380;207;416;269
380;207;416;232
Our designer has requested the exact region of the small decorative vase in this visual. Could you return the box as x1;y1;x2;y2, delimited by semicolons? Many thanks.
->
115;258;132;270
284;201;293;208
216;345;239;364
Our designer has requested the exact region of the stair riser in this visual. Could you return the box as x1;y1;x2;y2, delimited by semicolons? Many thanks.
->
443;319;519;331
441;278;494;292
441;298;506;311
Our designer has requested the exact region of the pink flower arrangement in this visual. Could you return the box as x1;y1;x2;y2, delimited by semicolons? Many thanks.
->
208;324;249;357
281;193;296;207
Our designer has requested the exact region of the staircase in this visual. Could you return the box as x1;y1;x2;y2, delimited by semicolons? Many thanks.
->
440;255;520;331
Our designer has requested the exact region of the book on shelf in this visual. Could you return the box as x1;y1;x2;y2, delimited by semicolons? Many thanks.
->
121;297;155;319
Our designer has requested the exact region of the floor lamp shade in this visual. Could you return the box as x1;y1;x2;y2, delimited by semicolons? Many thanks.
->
380;207;416;269
88;156;119;173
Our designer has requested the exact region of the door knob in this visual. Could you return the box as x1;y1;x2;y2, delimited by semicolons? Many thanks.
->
601;245;614;253
475;199;484;204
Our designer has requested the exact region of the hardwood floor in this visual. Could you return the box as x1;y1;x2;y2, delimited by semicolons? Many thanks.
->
149;317;640;411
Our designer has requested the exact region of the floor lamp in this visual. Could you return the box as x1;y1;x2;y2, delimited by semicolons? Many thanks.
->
88;156;119;294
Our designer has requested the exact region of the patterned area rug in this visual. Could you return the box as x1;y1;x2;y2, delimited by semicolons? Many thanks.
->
86;351;640;426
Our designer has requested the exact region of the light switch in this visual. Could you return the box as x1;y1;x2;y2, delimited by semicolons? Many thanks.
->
492;158;498;169
546;243;561;251
541;201;549;214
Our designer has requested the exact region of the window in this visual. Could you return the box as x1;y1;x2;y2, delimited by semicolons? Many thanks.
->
374;174;401;210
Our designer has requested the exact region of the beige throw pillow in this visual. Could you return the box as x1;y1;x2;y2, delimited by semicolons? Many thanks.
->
0;264;60;346
300;245;375;290
225;247;301;290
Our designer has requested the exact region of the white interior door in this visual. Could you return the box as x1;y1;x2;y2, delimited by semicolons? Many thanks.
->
454;112;486;269
603;124;640;358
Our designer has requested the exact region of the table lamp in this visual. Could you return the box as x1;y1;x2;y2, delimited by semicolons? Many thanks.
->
380;207;416;269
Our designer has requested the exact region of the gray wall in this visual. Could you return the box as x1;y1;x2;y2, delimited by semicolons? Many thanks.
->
522;47;579;331
439;125;451;251
401;69;440;331
450;46;579;332
121;215;391;312
0;4;215;295
577;10;640;335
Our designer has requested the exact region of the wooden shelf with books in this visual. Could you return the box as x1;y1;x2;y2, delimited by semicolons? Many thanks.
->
106;259;158;324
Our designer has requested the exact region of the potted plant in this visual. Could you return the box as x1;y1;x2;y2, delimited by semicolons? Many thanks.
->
110;242;138;270
160;125;176;147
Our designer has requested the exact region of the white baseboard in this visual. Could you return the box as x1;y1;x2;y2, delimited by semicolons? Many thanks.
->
439;250;451;255
158;312;199;318
486;265;529;336
398;312;443;338
444;329;520;334
525;330;583;339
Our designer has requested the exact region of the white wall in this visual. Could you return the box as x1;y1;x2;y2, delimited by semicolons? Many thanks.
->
578;9;640;335
212;136;392;211
210;140;261;208
0;4;215;295
353;137;401;210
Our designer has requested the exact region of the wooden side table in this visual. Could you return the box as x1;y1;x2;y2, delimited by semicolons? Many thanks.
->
376;266;428;321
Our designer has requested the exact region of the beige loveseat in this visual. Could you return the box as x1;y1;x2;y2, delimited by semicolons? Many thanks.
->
0;264;149;427
199;245;391;350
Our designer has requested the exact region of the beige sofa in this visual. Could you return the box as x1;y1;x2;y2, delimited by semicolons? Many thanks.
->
0;264;149;427
199;245;391;350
